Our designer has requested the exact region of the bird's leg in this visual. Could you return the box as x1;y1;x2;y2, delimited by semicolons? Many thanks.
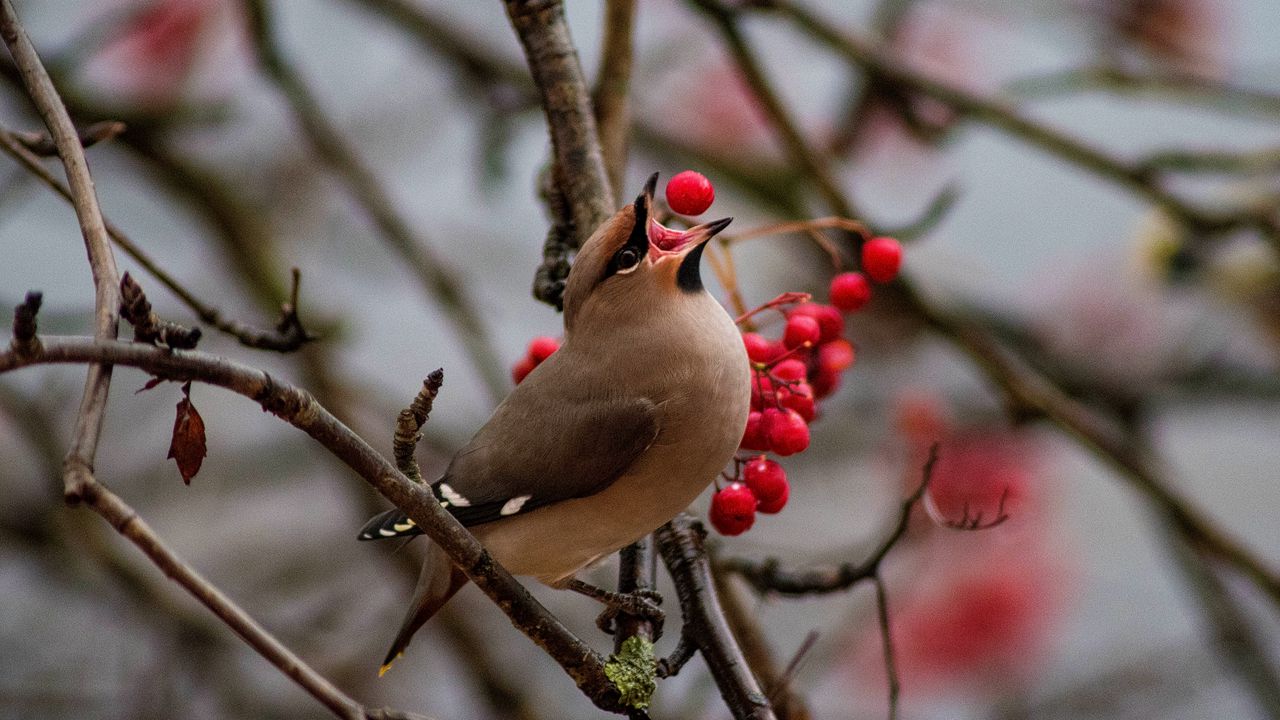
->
564;578;665;636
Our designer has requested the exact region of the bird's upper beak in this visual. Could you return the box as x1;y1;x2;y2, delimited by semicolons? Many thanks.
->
636;173;732;263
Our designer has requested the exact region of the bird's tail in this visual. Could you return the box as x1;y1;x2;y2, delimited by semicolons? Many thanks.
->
357;508;425;541
379;539;469;676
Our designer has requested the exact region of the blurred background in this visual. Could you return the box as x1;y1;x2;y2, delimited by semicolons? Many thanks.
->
2;0;1279;718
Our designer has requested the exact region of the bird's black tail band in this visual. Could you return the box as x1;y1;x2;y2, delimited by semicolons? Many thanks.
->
356;508;425;541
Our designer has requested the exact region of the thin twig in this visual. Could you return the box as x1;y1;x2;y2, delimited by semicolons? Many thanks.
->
393;369;444;484
0;124;313;351
1006;65;1280;119
0;334;628;713
0;0;121;503
872;576;899;720
722;446;938;596
76;478;428;720
241;0;506;403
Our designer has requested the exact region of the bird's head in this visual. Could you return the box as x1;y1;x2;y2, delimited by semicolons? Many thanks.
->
563;173;732;333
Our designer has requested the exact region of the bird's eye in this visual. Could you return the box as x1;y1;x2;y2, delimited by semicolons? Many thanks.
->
615;247;640;272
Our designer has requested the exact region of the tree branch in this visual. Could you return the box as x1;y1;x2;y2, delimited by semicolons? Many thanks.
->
0;0;121;503
656;514;778;720
592;0;635;202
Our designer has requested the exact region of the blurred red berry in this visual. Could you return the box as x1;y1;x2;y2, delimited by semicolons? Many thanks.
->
811;367;842;399
526;336;560;363
788;303;844;343
743;456;788;507
818;339;856;373
511;356;537;385
783;315;821;349
765;408;810;456
772;358;808;382
829;271;873;312
740;411;770;451
666;170;715;216
710;482;757;535
742;332;772;363
862;236;903;283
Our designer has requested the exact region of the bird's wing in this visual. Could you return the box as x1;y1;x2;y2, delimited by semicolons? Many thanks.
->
437;393;660;527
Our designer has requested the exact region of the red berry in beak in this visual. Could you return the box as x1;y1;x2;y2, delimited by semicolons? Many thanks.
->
665;170;715;216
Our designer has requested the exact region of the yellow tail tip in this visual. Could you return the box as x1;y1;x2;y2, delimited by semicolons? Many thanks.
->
377;652;405;677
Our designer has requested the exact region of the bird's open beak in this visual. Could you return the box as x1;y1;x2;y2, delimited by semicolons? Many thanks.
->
647;216;733;262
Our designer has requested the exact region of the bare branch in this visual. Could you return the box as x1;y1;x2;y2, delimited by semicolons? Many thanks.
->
0;0;122;503
656;514;778;720
393;369;444;483
11;119;125;156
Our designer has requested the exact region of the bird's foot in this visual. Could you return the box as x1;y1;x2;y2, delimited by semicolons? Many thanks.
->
565;580;665;637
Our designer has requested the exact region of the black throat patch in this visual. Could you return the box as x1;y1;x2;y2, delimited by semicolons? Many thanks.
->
676;242;705;293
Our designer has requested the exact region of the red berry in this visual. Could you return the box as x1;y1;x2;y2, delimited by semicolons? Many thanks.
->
765;407;810;456
829;272;872;312
742;333;773;363
709;482;757;535
512;356;537;384
743;456;788;506
779;382;816;422
740;410;770;451
772;358;808;382
811;367;841;399
783;315;821;349
862;236;902;283
817;339;856;373
666;170;715;216
788;303;844;343
750;374;776;409
756;480;790;514
526;336;560;363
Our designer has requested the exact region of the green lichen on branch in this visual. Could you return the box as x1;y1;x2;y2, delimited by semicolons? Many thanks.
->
604;635;657;709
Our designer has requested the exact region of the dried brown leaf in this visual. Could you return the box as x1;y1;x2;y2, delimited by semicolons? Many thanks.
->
167;382;207;484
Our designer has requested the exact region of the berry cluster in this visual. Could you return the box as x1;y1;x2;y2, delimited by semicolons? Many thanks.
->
709;236;904;536
511;335;560;385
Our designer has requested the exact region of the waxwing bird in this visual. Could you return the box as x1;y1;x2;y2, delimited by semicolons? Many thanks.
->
358;173;751;673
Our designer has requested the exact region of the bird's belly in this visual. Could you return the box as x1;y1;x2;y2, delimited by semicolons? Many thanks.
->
474;406;745;585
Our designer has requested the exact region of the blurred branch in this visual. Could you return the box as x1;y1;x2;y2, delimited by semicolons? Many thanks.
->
656;514;778;720
0;332;629;714
592;0;635;201
0;0;121;504
76;477;430;720
9;119;124;156
749;0;1280;255
0;124;313;351
1166;522;1280;719
1006;66;1280;118
1138;146;1280;177
241;0;506;404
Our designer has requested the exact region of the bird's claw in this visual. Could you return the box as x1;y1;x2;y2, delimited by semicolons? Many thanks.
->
595;589;665;637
